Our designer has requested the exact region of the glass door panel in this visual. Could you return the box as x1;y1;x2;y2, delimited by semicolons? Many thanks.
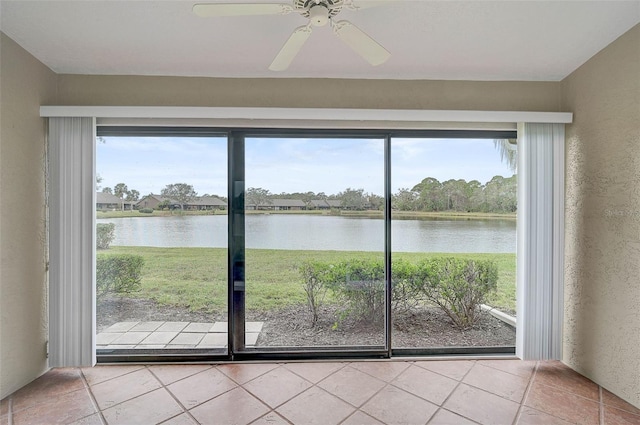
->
244;136;386;349
95;134;228;354
390;138;517;350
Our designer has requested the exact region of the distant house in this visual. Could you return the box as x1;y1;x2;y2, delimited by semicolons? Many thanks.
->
186;196;227;210
309;199;342;210
247;199;307;211
136;194;227;210
270;199;306;211
96;192;135;210
136;194;176;210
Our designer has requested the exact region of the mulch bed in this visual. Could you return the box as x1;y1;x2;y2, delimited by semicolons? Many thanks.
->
97;297;515;348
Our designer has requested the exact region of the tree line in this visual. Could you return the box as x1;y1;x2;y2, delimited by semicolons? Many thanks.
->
247;174;517;214
394;175;517;213
99;174;517;214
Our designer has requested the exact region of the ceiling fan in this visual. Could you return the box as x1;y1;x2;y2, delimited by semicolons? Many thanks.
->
193;0;391;71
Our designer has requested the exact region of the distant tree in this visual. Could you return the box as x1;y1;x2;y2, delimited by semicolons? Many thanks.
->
102;187;113;194
125;189;140;202
412;177;445;211
96;174;103;191
114;183;128;211
161;183;197;210
245;187;272;209
393;188;418;211
337;188;367;210
442;179;470;211
367;193;384;211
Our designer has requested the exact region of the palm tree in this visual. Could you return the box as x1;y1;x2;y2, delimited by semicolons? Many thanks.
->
494;139;518;172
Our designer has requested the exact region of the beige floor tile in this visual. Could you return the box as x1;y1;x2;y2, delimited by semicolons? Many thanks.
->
284;362;345;383
149;364;212;385
414;360;474;381
392;364;458;406
427;408;478;425
361;385;438;425
463;362;530;402
277;386;355;425
81;365;145;386
167;368;236;408
102;388;183;425
12;388;96;425
218;363;278;385
444;383;520;425
243;366;312;408
350;361;410;382
190;387;269;425
318;365;386;407
91;368;161;410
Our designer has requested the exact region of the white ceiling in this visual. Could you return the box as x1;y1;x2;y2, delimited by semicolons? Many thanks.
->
1;1;638;81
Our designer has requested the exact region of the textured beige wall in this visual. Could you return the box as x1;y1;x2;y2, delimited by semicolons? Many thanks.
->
562;24;640;408
56;74;561;111
0;33;57;399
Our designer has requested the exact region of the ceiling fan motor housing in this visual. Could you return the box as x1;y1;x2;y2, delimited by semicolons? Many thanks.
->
309;4;329;26
295;0;344;20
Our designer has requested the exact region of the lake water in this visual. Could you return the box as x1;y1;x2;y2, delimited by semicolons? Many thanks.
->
98;215;516;253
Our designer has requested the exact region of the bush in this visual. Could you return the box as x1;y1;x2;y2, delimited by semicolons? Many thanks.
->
139;208;154;214
96;254;144;299
390;259;423;314
329;259;385;323
96;223;115;249
298;257;498;329
298;261;331;326
415;257;498;329
299;259;385;324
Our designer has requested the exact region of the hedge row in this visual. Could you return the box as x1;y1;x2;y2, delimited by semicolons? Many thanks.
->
298;257;498;329
96;254;144;299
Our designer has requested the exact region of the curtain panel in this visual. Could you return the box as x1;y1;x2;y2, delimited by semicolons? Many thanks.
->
48;117;96;367
516;123;565;360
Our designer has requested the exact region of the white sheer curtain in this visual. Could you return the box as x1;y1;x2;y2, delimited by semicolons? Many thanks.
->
48;117;96;367
516;122;565;360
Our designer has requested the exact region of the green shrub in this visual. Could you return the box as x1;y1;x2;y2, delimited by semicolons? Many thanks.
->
415;257;498;329
298;261;331;326
96;223;115;250
139;208;154;214
299;259;385;324
390;259;423;314
96;254;144;299
330;259;385;323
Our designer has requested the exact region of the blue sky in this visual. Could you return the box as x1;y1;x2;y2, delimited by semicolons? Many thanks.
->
98;136;514;197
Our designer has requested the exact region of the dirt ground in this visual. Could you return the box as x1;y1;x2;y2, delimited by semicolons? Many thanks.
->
97;297;515;348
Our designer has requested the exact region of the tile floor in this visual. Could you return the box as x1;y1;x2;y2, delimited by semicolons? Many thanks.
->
2;359;639;425
97;322;264;349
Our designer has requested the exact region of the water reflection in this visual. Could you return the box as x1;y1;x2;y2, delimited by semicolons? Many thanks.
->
98;214;515;253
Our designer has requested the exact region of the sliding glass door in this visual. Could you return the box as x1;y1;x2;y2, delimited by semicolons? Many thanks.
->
390;137;517;351
241;136;387;350
95;132;229;354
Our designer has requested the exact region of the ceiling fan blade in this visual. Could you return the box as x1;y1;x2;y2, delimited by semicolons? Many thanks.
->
333;20;390;66
193;3;293;17
269;26;313;71
345;0;394;11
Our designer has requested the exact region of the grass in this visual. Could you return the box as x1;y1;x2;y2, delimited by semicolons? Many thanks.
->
104;246;516;314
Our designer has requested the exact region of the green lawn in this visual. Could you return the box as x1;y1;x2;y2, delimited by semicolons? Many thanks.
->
104;246;516;313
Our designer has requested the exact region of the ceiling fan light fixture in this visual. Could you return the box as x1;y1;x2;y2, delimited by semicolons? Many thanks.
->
309;4;329;26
